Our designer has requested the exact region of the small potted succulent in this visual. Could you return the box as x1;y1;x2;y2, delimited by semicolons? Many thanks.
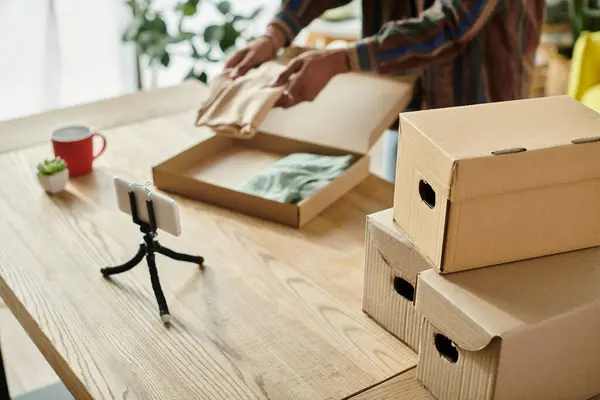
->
37;157;69;194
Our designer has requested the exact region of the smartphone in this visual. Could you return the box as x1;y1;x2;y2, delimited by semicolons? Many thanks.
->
114;176;182;237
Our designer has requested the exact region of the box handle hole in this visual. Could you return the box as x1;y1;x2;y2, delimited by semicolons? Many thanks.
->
393;277;415;302
418;180;436;209
572;136;600;144
434;334;459;363
491;147;527;156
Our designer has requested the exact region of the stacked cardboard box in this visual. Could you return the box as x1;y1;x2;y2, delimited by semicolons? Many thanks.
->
363;96;600;399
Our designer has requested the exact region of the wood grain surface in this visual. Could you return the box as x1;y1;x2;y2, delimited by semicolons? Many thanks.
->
0;105;416;399
349;368;435;400
0;80;207;155
0;303;61;397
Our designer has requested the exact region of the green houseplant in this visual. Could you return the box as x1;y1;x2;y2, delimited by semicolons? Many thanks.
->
569;0;600;40
552;0;600;58
542;0;600;96
37;158;69;194
122;0;262;88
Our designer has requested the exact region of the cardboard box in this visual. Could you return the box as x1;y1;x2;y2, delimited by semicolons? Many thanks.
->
363;208;431;351
415;248;600;400
154;62;413;228
393;95;600;273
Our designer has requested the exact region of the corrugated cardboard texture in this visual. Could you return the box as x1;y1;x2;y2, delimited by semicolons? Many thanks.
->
417;319;500;400
415;247;600;400
394;96;600;272
362;209;431;351
154;132;367;228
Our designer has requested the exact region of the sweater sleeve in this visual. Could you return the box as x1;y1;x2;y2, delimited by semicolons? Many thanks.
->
346;0;500;74
269;0;355;45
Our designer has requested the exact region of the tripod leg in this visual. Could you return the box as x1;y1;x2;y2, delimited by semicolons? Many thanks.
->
155;243;204;265
146;252;171;323
101;243;146;276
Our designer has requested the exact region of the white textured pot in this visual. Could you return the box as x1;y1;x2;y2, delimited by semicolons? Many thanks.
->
38;169;69;194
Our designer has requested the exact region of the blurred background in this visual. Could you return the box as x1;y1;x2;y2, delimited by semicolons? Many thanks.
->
0;0;363;122
1;1;599;399
1;0;595;123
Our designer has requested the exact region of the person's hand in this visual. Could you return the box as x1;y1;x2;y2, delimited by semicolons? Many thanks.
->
271;49;351;108
225;26;286;79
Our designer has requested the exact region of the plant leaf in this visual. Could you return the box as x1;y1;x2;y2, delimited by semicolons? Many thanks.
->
160;52;170;67
147;15;168;34
198;71;208;83
183;2;197;16
219;22;239;52
123;15;145;42
168;31;195;43
147;41;167;59
37;158;66;175
217;1;231;14
137;30;161;47
204;24;224;42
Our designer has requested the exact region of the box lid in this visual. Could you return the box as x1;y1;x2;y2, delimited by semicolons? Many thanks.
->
400;96;600;201
368;209;432;284
259;71;414;154
415;247;600;351
193;47;414;154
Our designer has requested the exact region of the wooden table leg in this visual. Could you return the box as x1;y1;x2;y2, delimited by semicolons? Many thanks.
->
0;341;11;399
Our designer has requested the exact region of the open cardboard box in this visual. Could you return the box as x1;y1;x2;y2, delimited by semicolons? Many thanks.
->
153;49;414;227
153;131;368;227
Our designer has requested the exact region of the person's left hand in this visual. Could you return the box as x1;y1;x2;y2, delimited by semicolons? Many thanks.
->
271;49;351;108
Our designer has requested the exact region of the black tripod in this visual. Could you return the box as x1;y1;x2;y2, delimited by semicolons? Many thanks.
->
101;191;204;323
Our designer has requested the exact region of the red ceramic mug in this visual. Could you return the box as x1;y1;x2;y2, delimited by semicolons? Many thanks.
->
52;125;107;177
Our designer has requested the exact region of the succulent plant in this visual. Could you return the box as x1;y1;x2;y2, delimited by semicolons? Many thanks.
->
37;158;67;176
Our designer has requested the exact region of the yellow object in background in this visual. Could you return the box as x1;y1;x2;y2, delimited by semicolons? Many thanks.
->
568;31;600;112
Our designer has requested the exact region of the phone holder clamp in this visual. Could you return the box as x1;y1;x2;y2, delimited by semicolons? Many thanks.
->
101;189;204;324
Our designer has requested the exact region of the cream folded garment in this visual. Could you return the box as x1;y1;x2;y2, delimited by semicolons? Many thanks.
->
195;63;286;139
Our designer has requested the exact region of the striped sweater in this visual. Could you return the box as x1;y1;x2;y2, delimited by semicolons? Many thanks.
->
270;0;545;110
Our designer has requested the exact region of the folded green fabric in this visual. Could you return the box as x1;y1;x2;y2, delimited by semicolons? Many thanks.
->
237;153;354;204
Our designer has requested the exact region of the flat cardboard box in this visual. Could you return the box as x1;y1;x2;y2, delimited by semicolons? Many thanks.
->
362;208;431;351
393;95;600;273
415;247;600;400
154;131;368;227
154;61;413;227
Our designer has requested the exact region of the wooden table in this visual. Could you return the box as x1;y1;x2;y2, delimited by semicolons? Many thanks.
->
0;82;434;400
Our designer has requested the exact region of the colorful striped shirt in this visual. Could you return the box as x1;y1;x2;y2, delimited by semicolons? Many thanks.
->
270;0;545;110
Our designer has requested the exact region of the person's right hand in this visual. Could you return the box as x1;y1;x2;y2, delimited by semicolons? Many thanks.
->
225;27;286;79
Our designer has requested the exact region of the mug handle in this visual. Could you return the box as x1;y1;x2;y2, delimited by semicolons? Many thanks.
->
92;132;107;159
